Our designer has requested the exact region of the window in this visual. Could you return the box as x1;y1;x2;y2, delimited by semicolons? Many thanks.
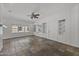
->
42;23;46;33
22;26;25;32
18;26;25;32
25;26;29;32
12;25;29;33
58;19;65;35
12;25;18;33
33;25;36;32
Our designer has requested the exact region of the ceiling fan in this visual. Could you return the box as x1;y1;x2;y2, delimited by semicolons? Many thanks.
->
27;4;40;20
30;12;40;19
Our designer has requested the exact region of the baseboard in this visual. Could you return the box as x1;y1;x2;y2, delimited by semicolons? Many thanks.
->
3;35;34;40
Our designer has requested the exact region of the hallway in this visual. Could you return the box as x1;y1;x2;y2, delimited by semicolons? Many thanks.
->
0;35;79;56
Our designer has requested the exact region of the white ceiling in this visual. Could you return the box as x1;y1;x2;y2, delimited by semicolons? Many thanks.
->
2;3;77;21
3;3;39;14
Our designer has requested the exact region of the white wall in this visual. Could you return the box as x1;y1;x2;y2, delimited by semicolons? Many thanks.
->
34;4;79;48
70;4;79;47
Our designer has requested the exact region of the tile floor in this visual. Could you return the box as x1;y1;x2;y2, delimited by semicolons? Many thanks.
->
0;35;79;56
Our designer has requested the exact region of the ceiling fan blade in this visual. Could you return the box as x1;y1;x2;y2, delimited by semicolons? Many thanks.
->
36;14;40;16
